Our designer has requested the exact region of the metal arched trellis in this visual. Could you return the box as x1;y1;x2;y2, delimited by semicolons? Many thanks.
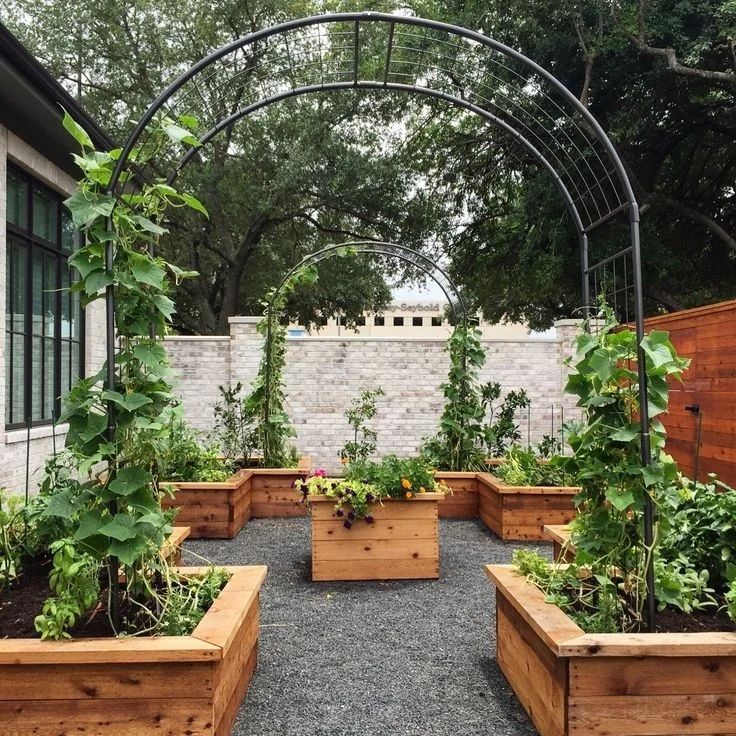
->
262;240;469;430
103;12;655;627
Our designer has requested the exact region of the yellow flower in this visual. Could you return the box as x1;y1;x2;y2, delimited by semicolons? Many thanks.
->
419;487;427;494
340;457;348;465
401;478;412;490
405;491;413;499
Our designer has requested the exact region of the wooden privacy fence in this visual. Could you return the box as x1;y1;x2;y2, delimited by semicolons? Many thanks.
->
645;299;736;486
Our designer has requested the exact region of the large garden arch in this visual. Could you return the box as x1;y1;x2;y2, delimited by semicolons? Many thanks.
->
262;240;469;430
103;12;655;625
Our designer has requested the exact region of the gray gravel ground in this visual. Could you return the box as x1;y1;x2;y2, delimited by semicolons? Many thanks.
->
183;518;547;736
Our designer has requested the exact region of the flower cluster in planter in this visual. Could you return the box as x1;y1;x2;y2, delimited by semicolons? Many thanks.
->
296;456;449;529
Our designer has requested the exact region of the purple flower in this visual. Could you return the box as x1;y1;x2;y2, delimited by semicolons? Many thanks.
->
366;493;374;503
365;515;374;524
343;520;352;529
336;509;344;517
347;511;355;521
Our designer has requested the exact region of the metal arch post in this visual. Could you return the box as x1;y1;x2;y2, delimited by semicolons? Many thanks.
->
581;232;591;320
630;203;656;631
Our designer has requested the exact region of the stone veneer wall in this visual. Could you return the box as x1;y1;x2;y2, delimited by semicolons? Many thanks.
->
0;125;106;494
165;317;583;474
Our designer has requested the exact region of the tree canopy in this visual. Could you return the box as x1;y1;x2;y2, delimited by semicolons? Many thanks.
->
3;0;734;332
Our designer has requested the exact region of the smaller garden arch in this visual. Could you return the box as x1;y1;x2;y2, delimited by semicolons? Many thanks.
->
262;240;469;430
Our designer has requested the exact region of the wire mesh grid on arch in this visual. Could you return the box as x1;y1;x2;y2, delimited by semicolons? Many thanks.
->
121;14;631;232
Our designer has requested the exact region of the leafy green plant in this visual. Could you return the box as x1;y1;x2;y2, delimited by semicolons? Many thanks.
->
422;324;487;471
296;475;384;527
480;383;531;457
0;490;35;591
339;387;384;464
495;445;572;487
31;111;209;638
346;455;446;499
245;267;317;467
213;382;259;464
157;417;233;482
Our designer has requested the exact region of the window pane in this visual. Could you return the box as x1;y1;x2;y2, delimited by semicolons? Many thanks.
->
32;251;43;337
4;339;10;426
71;341;81;383
32;337;43;422
43;255;57;337
11;245;27;331
32;186;58;244
6;169;28;229
12;334;25;424
61;210;80;252
60;341;70;397
44;337;55;420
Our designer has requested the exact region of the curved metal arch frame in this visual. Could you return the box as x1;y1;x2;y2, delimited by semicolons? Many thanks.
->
262;240;469;431
101;12;655;628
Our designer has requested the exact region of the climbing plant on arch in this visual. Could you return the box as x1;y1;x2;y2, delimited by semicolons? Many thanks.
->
92;12;656;626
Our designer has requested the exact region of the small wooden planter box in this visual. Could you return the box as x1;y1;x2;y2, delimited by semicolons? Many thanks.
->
486;564;736;736
477;473;579;540
309;493;442;581
0;565;266;736
435;471;479;519
163;457;311;538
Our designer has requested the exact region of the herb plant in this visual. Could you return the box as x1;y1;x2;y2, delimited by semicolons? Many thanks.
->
213;382;259;464
339;387;384;464
157;418;233;483
480;382;531;457
495;445;572;487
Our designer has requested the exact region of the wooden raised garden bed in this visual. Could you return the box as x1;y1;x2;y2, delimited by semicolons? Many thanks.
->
435;471;479;519
309;493;442;581
162;457;311;539
0;565;266;736
161;526;191;565
486;564;736;736
477;473;579;541
544;524;575;562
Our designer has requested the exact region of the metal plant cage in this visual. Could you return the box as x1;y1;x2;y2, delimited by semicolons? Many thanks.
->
102;12;654;626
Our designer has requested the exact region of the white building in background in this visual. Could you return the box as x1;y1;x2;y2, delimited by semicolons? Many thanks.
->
288;300;536;339
0;22;109;493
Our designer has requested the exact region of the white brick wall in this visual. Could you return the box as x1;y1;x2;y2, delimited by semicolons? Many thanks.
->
166;317;585;474
0;124;106;494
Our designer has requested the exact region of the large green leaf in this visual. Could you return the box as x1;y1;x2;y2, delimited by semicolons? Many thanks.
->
99;513;138;541
108;467;150;496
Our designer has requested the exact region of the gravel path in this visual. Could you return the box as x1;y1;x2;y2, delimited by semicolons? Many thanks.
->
184;518;546;736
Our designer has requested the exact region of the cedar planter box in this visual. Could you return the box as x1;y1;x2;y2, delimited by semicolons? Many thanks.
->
486;564;736;736
477;473;579;540
435;471;479;519
0;565;266;736
162;526;191;565
544;524;575;562
163;457;311;538
309;493;442;581
250;457;312;518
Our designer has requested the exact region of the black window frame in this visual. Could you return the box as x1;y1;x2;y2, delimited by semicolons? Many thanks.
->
373;316;385;326
5;164;85;430
412;316;423;327
431;316;443;327
393;316;404;327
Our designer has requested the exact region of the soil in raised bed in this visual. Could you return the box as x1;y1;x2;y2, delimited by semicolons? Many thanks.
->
1;557;227;639
655;606;736;633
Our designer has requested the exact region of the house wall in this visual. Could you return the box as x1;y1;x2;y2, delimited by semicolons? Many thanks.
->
0;123;106;494
165;318;583;474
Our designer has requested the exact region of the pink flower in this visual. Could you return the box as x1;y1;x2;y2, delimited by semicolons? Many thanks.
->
313;468;327;477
